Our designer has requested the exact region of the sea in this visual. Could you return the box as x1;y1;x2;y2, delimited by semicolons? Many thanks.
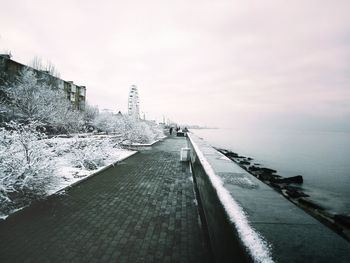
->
192;128;350;216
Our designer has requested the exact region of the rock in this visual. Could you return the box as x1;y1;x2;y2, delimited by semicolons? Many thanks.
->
270;182;283;189
257;173;274;181
226;151;238;158
239;166;249;171
333;214;350;228
251;167;278;181
272;175;303;184
260;167;277;174
298;198;324;210
247;157;253;161
284;185;309;198
239;160;250;165
249;166;260;172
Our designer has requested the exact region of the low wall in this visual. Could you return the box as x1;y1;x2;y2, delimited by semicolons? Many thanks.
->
187;133;350;263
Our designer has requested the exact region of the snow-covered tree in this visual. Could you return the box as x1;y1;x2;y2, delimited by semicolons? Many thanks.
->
92;112;164;144
0;57;11;122
92;111;118;133
30;56;61;78
83;103;99;124
0;122;55;213
5;68;83;133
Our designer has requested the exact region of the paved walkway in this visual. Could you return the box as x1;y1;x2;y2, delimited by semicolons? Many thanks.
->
0;137;212;262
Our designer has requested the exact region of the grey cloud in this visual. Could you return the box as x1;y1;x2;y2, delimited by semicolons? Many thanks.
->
1;0;349;129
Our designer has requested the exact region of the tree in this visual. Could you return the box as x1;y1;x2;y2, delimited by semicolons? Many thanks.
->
83;103;99;124
0;122;55;213
5;68;83;132
0;55;11;122
30;56;61;78
92;112;164;144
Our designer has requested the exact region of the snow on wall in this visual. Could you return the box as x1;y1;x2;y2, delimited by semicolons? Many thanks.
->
188;134;274;263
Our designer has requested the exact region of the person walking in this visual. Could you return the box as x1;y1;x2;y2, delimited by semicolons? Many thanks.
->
169;127;173;135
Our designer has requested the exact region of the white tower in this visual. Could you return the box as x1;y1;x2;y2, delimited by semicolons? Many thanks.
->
128;85;140;119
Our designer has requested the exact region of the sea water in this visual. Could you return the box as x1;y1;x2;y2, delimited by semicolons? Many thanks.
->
192;128;350;215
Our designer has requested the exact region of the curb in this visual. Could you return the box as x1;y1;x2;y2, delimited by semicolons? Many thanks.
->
120;137;166;148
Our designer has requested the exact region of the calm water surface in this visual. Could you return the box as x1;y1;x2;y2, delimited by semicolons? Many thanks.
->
192;128;350;215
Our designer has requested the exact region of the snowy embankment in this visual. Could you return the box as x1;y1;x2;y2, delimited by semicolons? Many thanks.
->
0;133;136;220
188;134;273;263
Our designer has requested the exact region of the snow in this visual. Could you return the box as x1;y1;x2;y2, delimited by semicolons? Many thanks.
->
0;66;165;219
188;134;274;263
0;133;136;219
44;135;136;195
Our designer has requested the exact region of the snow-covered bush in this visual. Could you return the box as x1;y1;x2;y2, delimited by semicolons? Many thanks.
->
70;138;112;170
0;122;55;213
93;112;164;144
122;118;154;144
141;121;165;141
92;111;119;133
83;104;99;124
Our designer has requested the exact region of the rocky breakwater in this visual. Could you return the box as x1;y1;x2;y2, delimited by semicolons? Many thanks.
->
217;148;350;242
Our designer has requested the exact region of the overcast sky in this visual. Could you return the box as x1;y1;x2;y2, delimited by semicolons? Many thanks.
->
1;0;349;130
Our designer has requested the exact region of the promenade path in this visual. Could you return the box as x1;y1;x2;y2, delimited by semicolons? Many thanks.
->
0;137;212;262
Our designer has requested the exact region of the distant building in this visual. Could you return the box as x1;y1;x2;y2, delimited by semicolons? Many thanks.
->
128;85;140;119
0;54;86;110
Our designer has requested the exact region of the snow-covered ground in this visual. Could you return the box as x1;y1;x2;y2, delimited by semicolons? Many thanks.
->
46;135;136;194
0;134;136;220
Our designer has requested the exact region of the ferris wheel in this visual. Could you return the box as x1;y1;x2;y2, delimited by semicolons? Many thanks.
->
128;85;140;119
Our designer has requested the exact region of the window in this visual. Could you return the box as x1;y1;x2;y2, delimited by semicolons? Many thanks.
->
80;88;85;96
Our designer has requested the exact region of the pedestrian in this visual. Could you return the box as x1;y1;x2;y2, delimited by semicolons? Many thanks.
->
169;127;173;135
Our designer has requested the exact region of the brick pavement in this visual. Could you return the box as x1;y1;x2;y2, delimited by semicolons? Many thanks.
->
0;137;212;263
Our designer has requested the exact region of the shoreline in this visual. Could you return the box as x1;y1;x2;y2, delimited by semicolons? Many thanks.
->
216;147;350;242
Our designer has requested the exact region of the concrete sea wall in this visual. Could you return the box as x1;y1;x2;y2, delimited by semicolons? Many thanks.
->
187;133;350;263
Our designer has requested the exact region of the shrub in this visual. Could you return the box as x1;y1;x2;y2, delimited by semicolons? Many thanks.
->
0;122;55;214
70;138;111;170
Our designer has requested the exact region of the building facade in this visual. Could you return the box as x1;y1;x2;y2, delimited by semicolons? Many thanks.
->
0;54;86;110
128;85;140;119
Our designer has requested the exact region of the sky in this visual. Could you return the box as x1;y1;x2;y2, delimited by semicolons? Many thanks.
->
1;0;349;130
